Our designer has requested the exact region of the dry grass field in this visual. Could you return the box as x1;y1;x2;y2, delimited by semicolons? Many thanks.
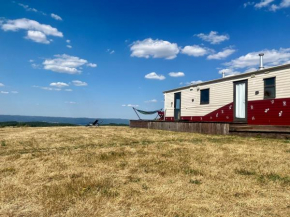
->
1;126;290;217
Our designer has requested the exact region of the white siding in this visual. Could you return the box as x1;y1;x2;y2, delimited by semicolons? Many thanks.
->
164;68;290;117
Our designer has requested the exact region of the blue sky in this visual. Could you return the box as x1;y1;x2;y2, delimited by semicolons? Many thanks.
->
1;0;290;119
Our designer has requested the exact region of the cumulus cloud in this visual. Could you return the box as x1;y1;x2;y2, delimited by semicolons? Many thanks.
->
168;72;185;77
0;83;4;87
255;0;274;8
67;45;72;49
145;72;166;80
145;99;157;103
196;31;229;44
87;63;97;68
130;38;179;59
0;18;63;44
181;45;212;57
26;30;50;44
11;91;19;94
72;80;88;86
1;91;9;94
51;13;62;21
224;48;290;69
50;82;69;88
207;48;236;60
66;40;70;43
43;54;93;74
64;89;73;92
1;18;63;36
219;48;290;76
247;0;290;11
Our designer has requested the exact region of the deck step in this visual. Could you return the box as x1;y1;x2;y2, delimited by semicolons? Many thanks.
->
229;124;290;133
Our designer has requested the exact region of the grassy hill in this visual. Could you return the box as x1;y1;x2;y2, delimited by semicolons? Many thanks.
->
1;127;290;216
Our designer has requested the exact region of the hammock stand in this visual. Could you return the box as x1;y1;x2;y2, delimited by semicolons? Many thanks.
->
133;107;164;121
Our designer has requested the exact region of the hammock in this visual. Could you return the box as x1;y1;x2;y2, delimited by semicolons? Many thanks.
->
133;107;164;120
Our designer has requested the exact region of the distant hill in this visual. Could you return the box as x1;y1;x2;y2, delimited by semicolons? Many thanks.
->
0;115;129;126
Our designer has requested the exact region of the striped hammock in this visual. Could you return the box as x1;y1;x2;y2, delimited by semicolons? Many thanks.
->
134;108;161;115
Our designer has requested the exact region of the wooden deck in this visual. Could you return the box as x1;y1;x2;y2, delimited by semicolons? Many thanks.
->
130;120;290;139
130;120;230;135
230;124;290;139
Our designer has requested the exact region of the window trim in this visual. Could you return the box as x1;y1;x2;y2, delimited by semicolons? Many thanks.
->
200;88;210;105
263;77;276;99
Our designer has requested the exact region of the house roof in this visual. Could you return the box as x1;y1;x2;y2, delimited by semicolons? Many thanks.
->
163;63;290;93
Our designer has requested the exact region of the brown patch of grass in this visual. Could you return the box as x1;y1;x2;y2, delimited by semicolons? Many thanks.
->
0;126;290;216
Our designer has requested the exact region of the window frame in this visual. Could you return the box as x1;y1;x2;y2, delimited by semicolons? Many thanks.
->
263;77;276;99
200;88;210;105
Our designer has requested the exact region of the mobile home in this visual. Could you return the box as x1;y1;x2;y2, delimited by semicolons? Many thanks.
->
164;55;290;126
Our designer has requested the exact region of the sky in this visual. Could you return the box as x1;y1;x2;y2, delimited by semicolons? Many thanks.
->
1;0;290;119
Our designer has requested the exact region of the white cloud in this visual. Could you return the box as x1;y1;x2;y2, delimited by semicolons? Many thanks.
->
218;68;241;76
107;49;115;54
196;31;229;44
51;13;62;21
65;101;76;104
33;85;61;91
168;72;185;77
255;0;274;8
182;80;203;86
43;54;89;74
29;59;34;63
145;72;166;80
72;80;88;86
248;0;290;11
270;0;290;11
64;89;73;92
31;63;41;69
207;48;236;60
50;82;69;88
190;80;203;85
121;104;126;107
130;38;179;59
145;99;157;103
66;40;70;43
11;91;18;94
26;30;50;44
87;63;97;68
0;83;4;87
181;45;212;57
224;48;290;70
127;104;139;107
1;91;9;94
280;0;290;8
18;3;38;13
1;18;63;37
67;45;72;49
244;2;255;8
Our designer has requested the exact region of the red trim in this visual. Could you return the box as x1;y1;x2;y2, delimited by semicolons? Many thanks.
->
165;98;290;126
181;103;234;123
248;98;290;125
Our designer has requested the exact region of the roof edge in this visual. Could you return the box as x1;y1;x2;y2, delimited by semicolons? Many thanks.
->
163;63;290;93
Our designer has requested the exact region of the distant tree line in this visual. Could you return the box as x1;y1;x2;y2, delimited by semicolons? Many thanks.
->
0;121;128;127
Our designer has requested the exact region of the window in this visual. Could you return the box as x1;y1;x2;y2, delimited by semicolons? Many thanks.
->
264;77;275;99
200;89;209;104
